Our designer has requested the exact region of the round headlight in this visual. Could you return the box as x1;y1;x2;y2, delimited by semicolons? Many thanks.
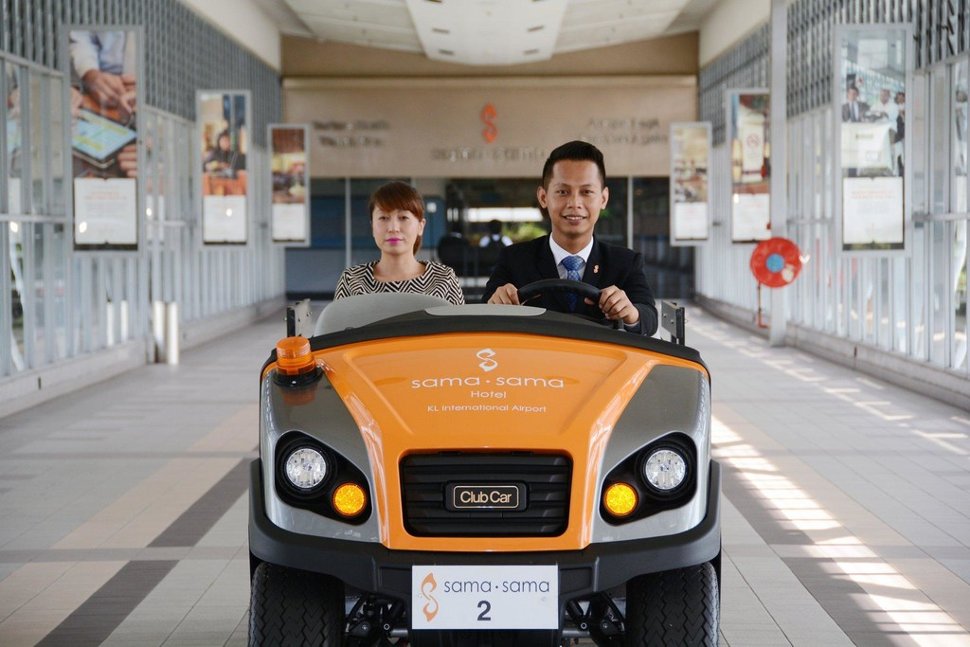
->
643;449;687;492
284;447;328;490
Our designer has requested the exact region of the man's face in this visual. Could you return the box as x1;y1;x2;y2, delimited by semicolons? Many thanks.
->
537;159;608;250
880;89;890;103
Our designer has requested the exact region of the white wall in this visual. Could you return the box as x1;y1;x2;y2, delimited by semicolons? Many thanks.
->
178;0;281;70
699;0;770;66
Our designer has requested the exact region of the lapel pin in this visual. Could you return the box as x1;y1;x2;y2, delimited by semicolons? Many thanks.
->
593;264;599;274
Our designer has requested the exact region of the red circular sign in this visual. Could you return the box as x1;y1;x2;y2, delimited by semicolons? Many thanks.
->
750;237;802;287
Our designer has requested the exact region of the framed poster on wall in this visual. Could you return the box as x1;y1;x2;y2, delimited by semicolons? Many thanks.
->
198;90;250;245
834;23;912;254
66;26;143;251
269;124;309;246
669;122;711;245
726;89;771;243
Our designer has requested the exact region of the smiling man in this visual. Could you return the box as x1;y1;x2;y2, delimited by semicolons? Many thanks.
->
483;140;658;335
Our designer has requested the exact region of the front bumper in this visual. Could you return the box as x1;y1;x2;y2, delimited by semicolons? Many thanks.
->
248;459;721;602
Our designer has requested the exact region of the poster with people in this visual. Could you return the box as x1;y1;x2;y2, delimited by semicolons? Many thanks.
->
727;90;771;243
199;90;249;245
269;125;309;245
835;24;911;253
68;27;140;250
669;122;711;245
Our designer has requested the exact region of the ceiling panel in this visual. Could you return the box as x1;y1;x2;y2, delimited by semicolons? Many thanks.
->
279;0;714;66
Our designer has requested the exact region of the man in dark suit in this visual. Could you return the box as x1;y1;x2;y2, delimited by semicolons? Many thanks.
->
841;85;869;122
483;140;658;335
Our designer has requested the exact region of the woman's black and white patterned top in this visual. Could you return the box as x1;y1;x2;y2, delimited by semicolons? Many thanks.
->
334;260;465;305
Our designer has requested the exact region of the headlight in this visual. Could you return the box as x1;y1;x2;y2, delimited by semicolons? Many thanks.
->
284;447;328;490
642;448;687;492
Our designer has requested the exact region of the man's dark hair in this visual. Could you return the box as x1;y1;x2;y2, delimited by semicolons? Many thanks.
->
541;140;606;188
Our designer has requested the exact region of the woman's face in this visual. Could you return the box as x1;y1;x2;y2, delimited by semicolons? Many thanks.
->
372;206;425;257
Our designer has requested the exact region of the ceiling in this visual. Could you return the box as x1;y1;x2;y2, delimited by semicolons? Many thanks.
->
256;0;720;66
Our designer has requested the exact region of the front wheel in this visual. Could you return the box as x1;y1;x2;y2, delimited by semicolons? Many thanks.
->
625;562;719;647
249;562;344;646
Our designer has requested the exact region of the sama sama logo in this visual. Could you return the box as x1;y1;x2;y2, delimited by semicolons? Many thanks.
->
481;103;497;143
476;348;498;372
420;572;439;622
410;348;565;388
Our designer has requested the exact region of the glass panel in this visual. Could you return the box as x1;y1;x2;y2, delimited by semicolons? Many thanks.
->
862;259;876;343
303;178;347;298
927;68;948;366
911;73;928;215
848;257;860;340
952;59;968;372
930;68;947;216
632;177;686;299
911;221;927;359
50;75;67;215
8;219;25;371
953;219;968;371
877;258;890;350
929;220;947;366
954;59;968;212
49;222;68;361
6;62;24;214
28;70;43;213
892;256;907;353
600;177;628;248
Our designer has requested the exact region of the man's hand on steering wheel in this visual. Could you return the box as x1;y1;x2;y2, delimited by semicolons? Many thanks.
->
495;279;639;328
487;283;521;305
595;285;640;326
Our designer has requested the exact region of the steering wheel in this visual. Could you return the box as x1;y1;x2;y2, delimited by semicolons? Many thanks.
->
516;279;623;330
517;278;600;304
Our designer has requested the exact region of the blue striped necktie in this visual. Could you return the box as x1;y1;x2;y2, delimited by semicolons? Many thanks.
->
561;255;584;311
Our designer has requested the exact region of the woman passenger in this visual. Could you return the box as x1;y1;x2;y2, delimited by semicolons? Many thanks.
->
334;181;465;304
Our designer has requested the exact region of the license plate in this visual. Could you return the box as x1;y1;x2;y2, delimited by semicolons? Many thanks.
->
411;564;558;630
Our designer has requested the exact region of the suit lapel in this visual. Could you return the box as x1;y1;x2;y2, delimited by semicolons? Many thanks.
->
536;236;571;312
537;236;559;279
583;241;602;286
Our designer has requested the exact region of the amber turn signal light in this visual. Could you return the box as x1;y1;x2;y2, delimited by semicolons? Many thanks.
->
332;482;367;517
276;337;315;376
603;482;638;518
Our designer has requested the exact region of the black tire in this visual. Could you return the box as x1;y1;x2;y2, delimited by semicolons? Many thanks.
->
249;562;343;647
625;562;719;647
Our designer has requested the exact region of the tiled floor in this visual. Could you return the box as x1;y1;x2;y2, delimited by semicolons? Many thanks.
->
0;306;968;646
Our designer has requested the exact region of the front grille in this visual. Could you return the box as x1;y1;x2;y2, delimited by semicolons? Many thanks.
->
400;453;571;537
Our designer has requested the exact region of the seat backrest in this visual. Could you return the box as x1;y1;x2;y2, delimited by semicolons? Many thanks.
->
436;236;471;276
314;293;452;335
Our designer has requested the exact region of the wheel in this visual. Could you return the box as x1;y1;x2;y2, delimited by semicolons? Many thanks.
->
249;562;344;646
624;562;719;647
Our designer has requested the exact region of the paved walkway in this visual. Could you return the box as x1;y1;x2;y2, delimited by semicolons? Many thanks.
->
0;306;967;646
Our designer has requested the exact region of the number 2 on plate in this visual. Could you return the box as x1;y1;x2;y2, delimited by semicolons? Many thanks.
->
477;600;492;621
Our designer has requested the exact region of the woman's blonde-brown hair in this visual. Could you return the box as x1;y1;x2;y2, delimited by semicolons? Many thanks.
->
369;181;425;254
